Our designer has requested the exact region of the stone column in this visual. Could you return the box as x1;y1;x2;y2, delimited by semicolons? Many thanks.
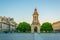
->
31;26;34;33
37;26;40;33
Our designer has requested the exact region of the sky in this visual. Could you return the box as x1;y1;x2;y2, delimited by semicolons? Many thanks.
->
0;0;60;24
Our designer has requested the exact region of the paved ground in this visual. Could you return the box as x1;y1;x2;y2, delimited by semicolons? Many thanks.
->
0;33;60;40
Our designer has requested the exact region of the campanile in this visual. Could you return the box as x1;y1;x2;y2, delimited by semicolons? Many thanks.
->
31;8;40;33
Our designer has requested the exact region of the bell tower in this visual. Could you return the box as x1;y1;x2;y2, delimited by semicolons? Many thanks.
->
31;8;40;33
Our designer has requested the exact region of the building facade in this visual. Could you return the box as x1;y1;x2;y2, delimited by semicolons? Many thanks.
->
31;8;40;33
0;16;17;32
52;21;60;32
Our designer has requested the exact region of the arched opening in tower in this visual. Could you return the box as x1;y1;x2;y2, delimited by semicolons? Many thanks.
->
34;27;37;32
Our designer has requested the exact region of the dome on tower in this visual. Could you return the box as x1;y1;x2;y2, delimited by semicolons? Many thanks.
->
33;8;38;15
34;8;37;11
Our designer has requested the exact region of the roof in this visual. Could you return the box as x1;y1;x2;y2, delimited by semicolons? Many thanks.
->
52;21;60;25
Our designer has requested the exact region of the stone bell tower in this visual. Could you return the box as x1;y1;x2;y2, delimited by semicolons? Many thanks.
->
31;8;40;33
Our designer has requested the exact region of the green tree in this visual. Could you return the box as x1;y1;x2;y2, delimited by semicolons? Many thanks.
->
40;22;53;32
16;22;31;32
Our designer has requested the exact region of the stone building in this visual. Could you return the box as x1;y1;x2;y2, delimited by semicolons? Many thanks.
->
52;21;60;32
0;16;17;32
31;8;40;33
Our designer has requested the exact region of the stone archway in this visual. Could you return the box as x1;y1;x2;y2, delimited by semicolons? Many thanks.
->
34;27;37;32
31;25;40;33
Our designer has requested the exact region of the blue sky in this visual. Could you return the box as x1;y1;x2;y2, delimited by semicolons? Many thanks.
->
0;0;60;24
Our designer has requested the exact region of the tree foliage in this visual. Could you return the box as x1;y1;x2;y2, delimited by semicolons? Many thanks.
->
16;22;31;32
40;22;53;32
